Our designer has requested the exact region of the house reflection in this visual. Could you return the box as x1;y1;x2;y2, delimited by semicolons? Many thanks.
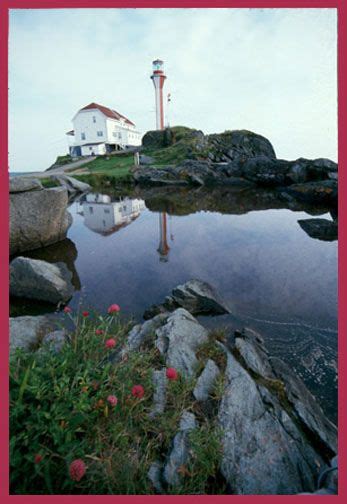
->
77;193;146;235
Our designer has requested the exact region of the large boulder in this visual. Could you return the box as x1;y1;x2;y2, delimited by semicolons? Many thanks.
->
10;185;72;255
10;256;74;304
144;279;230;319
10;315;54;352
218;328;337;494
10;177;43;193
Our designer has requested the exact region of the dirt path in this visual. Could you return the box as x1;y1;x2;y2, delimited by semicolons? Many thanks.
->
21;157;96;178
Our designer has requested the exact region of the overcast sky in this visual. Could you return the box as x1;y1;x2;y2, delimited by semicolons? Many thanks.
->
9;8;337;172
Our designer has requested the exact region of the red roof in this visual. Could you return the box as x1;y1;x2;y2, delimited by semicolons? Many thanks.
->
80;102;135;126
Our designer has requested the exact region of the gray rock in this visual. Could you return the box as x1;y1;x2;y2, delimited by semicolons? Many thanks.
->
150;369;167;418
10;177;43;193
144;279;230;319
155;308;208;377
139;154;155;165
10;186;72;255
240;156;292;186
53;175;91;194
126;313;169;352
148;461;164;493
10;256;74;304
298;218;338;241
163;411;197;487
193;359;220;402
218;328;337;494
41;330;67;353
10;315;53;352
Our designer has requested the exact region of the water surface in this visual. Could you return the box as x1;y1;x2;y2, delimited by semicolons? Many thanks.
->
11;186;338;422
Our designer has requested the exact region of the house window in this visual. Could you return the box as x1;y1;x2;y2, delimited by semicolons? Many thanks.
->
104;209;110;214
93;116;96;123
118;133;122;139
81;132;86;140
97;131;103;137
89;207;94;214
89;147;92;150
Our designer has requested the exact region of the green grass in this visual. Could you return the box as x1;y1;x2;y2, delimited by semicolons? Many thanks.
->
10;310;224;495
81;154;135;175
40;177;59;188
68;154;135;187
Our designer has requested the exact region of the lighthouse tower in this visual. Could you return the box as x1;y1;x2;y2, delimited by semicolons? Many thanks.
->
151;59;166;130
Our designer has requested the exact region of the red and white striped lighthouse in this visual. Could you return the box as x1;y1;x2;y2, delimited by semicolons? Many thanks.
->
151;59;166;130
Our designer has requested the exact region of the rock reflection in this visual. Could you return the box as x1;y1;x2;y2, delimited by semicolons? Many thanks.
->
137;186;333;217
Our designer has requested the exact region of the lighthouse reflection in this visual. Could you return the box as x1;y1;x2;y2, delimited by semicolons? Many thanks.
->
76;193;146;235
157;212;170;262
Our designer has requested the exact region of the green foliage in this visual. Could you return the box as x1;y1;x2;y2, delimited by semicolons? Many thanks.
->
10;312;224;495
176;425;225;495
196;331;227;373
53;155;74;166
40;177;59;188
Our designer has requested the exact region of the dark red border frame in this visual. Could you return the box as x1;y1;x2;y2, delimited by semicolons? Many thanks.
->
0;0;345;502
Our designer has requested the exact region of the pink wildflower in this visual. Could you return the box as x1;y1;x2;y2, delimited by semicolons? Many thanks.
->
105;338;116;349
63;306;72;313
69;459;86;482
108;304;120;314
95;329;104;335
131;385;145;399
166;367;178;381
82;311;89;317
107;395;118;407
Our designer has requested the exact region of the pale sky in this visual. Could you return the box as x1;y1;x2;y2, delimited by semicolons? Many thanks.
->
9;8;337;172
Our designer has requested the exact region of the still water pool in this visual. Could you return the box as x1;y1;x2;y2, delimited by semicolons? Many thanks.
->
12;186;338;422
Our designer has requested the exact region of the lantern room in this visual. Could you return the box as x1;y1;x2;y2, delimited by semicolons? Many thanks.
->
152;59;164;74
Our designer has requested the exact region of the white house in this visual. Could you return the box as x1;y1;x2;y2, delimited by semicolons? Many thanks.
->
77;193;146;235
66;102;142;157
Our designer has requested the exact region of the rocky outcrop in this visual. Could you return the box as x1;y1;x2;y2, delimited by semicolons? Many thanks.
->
218;328;337;494
10;180;72;255
136;127;337;208
123;296;337;495
298;218;338;241
10;256;74;304
10;315;54;352
132;156;337;192
155;309;208;377
144;279;230;319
